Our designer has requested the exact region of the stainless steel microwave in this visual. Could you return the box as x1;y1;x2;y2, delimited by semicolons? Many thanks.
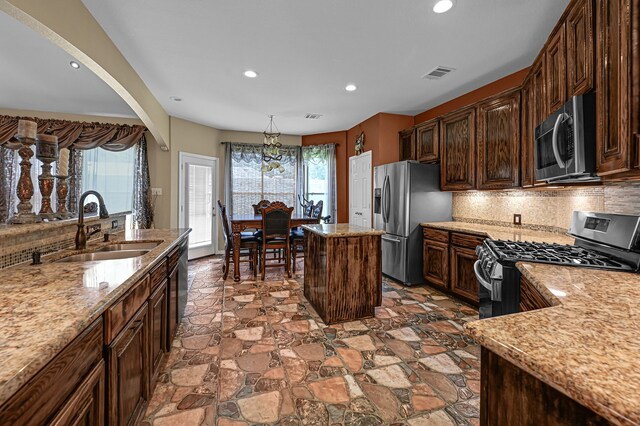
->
534;93;599;183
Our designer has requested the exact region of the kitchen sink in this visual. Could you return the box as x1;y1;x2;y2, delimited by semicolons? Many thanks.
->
55;250;150;263
97;242;161;252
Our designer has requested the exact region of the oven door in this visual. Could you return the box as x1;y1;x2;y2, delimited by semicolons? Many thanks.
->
474;260;496;319
535;108;575;181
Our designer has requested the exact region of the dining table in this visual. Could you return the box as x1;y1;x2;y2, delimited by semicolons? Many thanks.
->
229;212;320;281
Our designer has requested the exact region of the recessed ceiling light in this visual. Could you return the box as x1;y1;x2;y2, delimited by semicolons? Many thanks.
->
169;96;182;102
243;70;258;78
69;61;80;69
345;84;357;92
433;0;454;13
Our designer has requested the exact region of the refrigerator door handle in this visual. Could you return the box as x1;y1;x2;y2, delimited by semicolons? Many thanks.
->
384;175;391;223
381;234;401;243
381;175;388;223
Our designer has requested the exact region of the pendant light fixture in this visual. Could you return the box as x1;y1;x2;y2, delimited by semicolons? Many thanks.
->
262;115;284;173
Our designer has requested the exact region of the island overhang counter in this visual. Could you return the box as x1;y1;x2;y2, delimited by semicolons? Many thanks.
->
301;223;385;325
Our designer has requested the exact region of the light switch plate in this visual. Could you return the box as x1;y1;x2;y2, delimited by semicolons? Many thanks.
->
513;214;522;225
151;188;163;196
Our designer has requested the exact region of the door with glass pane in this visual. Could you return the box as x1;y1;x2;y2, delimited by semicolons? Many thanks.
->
178;153;218;260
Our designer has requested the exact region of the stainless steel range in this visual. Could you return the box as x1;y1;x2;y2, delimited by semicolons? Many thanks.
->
474;211;640;319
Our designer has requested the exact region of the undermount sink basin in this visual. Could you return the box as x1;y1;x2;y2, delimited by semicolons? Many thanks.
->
97;242;161;252
55;250;150;263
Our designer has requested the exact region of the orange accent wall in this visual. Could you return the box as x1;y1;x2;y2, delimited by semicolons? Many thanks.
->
414;68;529;124
301;131;348;223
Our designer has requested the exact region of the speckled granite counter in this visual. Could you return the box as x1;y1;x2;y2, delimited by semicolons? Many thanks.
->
302;223;385;238
0;228;190;407
465;263;640;425
420;221;575;245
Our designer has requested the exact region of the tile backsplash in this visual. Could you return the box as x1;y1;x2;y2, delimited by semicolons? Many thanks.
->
452;181;639;232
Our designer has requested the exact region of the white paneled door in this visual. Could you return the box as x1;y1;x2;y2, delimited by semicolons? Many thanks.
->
349;151;372;227
179;152;218;260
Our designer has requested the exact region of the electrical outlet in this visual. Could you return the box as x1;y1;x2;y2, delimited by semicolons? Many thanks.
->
111;219;118;229
513;214;522;225
151;188;163;196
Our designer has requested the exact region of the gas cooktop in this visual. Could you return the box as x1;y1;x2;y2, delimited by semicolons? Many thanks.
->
485;240;634;271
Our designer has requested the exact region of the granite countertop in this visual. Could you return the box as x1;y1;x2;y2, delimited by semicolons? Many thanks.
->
0;227;190;407
0;210;132;237
302;223;386;238
464;261;640;425
421;221;575;245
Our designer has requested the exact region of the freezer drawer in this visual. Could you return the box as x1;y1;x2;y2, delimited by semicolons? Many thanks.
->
382;234;408;283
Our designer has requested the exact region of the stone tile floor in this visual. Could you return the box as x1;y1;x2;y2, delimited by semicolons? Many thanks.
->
142;256;480;426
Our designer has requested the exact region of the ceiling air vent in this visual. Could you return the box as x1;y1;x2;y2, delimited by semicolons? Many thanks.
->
422;66;456;80
305;113;323;119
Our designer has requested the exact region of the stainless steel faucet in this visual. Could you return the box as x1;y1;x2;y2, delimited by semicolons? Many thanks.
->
75;190;110;250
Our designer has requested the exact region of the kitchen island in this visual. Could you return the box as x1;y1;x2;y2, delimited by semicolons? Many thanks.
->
302;223;384;324
465;262;640;425
0;228;190;426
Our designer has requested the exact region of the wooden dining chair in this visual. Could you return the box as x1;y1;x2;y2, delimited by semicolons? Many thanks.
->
257;201;294;280
291;200;323;273
252;199;271;215
217;200;258;279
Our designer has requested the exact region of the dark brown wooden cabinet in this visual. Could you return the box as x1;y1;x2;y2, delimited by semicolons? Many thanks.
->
398;128;416;161
415;119;439;163
595;0;639;176
0;318;104;426
423;240;449;290
476;90;521;189
440;107;476;191
49;360;105;426
546;25;568;113
519;275;553;312
422;227;481;305
566;0;595;96
107;303;150;426
520;77;535;188
149;279;168;391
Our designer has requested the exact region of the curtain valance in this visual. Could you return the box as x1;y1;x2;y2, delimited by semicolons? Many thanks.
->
226;141;299;165
0;115;146;151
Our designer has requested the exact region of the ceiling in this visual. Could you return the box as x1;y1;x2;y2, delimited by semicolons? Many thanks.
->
2;0;570;135
0;11;135;118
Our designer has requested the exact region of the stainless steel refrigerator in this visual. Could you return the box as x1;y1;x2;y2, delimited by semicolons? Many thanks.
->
374;161;452;285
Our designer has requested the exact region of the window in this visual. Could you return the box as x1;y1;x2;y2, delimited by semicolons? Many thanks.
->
302;144;336;223
82;148;135;213
229;144;298;216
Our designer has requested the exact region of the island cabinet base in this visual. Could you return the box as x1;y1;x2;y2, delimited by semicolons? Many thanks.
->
303;230;382;324
481;348;611;425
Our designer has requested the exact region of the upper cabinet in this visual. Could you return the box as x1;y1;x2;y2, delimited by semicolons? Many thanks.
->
546;25;568;113
567;0;595;95
521;77;535;188
440;107;476;191
477;89;521;190
595;0;639;176
398;128;415;161
415;119;440;163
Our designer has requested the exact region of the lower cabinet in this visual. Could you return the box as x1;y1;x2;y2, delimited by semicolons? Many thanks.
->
49;360;105;426
449;245;479;302
519;275;553;311
107;303;150;426
422;226;482;305
149;279;168;391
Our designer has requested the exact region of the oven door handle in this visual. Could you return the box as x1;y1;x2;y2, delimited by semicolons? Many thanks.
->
474;260;501;302
552;113;568;169
474;261;492;291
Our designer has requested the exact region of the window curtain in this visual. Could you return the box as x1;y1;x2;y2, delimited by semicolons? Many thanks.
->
302;144;337;223
67;149;83;216
132;136;153;229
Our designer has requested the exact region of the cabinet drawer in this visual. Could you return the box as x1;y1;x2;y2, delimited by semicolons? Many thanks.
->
0;318;103;426
451;232;485;249
105;276;150;344
423;227;449;243
168;241;185;272
149;259;167;292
